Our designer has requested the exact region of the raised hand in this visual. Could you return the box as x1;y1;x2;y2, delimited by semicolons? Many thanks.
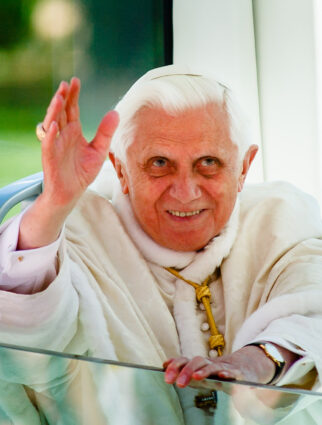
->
40;77;119;206
18;78;119;250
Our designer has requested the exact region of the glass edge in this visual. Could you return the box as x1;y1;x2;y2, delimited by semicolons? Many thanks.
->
0;341;321;397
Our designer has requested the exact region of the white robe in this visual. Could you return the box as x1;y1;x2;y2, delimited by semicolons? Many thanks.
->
0;176;322;424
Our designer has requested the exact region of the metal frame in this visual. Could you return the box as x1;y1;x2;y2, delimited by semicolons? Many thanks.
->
0;172;43;223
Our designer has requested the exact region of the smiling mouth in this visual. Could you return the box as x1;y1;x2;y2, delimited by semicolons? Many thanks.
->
167;209;204;217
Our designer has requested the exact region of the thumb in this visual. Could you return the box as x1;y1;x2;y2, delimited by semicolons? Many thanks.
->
91;110;119;155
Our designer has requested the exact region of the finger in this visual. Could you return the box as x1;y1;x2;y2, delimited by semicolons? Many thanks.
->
193;368;236;380
163;358;175;369
164;357;189;384
175;356;212;387
192;362;240;381
56;80;69;99
66;77;81;123
58;109;68;130
41;121;59;157
54;80;69;129
91;110;119;156
43;81;69;130
42;94;64;131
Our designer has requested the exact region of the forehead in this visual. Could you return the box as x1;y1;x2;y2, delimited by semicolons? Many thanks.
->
129;103;236;158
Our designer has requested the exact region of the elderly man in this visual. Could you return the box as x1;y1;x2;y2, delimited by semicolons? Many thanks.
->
0;65;322;424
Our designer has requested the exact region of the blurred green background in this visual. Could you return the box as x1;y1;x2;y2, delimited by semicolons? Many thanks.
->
0;0;169;187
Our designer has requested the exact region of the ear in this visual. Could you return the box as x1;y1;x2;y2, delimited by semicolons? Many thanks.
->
109;152;129;194
238;144;258;192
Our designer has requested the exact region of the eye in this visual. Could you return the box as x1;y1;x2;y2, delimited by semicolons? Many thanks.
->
145;156;173;177
152;157;168;167
196;156;221;175
200;158;217;167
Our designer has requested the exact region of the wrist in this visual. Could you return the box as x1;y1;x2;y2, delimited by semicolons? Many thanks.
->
17;194;71;250
38;188;79;213
245;342;286;384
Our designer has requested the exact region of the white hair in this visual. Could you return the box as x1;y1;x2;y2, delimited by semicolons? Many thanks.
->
110;73;252;162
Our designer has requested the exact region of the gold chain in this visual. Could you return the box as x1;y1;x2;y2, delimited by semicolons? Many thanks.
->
165;267;225;356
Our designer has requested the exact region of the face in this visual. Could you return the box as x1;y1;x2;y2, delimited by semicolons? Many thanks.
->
112;103;257;251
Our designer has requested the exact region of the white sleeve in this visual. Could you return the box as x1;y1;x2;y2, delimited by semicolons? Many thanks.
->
0;211;61;294
248;318;319;387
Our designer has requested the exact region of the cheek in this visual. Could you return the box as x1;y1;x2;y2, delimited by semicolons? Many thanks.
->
128;176;167;212
128;181;168;236
205;175;239;212
204;174;236;198
218;171;240;192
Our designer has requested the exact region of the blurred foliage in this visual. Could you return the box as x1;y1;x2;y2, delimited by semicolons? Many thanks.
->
0;0;167;189
0;0;35;49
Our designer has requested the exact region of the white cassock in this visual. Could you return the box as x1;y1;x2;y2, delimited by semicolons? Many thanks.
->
0;164;322;424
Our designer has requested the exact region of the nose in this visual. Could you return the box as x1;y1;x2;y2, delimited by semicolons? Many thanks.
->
169;173;202;203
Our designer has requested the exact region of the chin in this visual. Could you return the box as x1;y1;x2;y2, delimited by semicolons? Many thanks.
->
160;238;210;252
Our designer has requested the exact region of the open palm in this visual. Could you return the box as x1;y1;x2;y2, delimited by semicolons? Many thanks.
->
41;78;119;206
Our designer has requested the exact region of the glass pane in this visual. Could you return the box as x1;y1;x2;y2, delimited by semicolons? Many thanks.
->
0;343;320;425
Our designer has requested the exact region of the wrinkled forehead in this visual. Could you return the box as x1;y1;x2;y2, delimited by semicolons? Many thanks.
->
133;101;230;137
128;103;238;160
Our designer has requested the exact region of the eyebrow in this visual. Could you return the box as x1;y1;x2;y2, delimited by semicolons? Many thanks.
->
141;154;224;167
